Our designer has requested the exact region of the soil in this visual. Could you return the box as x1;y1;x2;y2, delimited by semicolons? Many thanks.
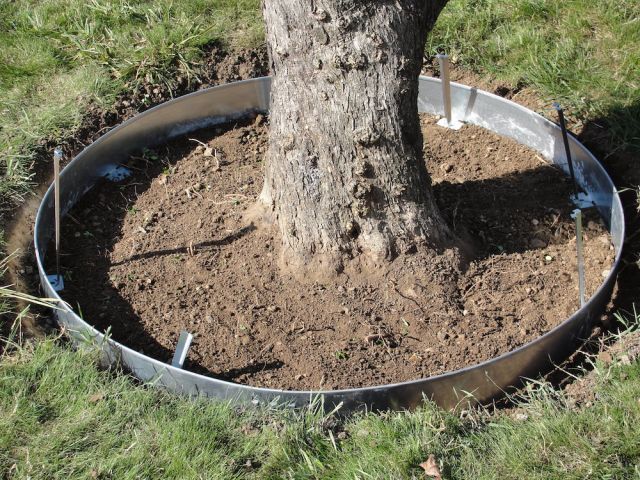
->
53;112;615;390
1;45;268;338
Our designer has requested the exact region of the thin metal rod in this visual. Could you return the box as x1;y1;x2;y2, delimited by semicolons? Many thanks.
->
436;54;452;125
553;103;579;196
574;209;586;307
53;147;62;282
171;331;193;369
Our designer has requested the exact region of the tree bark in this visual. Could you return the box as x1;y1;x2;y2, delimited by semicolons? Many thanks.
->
259;0;452;274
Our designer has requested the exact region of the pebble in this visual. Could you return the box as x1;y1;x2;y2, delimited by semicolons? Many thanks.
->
436;331;449;341
602;269;610;277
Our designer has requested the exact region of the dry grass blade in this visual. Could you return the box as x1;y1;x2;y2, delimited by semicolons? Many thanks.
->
0;286;63;310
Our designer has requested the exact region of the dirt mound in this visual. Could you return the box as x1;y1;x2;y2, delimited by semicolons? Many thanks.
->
55;113;615;390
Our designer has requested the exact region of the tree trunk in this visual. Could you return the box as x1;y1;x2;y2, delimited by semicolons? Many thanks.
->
259;0;452;274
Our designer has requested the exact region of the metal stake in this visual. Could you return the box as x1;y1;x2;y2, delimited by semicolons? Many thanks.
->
574;208;586;307
436;54;462;130
171;331;193;369
47;147;65;292
553;103;579;197
54;148;62;281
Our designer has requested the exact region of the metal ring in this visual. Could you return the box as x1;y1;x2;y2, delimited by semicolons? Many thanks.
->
34;77;624;412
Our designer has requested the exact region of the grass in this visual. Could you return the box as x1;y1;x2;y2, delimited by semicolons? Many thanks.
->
1;1;640;478
2;0;639;213
0;0;263;213
1;325;639;479
427;0;640;152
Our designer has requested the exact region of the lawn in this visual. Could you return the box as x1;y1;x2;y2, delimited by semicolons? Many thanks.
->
426;0;640;153
1;0;639;478
0;0;263;213
2;328;639;478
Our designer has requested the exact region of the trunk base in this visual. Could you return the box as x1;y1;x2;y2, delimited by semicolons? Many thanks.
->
246;202;468;283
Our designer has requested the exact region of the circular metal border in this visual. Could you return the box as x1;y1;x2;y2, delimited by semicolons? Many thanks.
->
34;77;624;412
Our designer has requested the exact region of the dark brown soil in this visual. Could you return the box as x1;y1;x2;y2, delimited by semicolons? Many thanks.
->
53;113;615;390
2;45;268;338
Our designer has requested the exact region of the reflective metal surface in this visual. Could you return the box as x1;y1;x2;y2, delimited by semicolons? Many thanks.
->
34;77;624;412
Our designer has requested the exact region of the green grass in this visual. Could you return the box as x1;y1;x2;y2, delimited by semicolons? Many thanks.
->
428;0;640;152
2;2;640;478
2;0;639;213
1;328;639;479
0;0;263;212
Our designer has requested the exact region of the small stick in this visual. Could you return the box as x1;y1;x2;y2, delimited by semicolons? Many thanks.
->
53;147;63;284
171;331;193;369
574;209;586;307
365;333;389;344
553;103;579;197
436;54;452;125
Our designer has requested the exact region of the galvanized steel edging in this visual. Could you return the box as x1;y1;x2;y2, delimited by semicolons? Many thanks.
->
34;76;624;412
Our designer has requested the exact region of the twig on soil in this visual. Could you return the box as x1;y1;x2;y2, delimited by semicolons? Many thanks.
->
393;285;427;316
461;277;483;298
185;187;203;200
258;343;273;356
208;193;249;205
452;198;462;231
534;154;547;165
365;333;390;344
65;213;82;226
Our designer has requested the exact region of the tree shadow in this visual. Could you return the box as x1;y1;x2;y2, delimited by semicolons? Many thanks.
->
433;163;587;260
110;225;256;267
